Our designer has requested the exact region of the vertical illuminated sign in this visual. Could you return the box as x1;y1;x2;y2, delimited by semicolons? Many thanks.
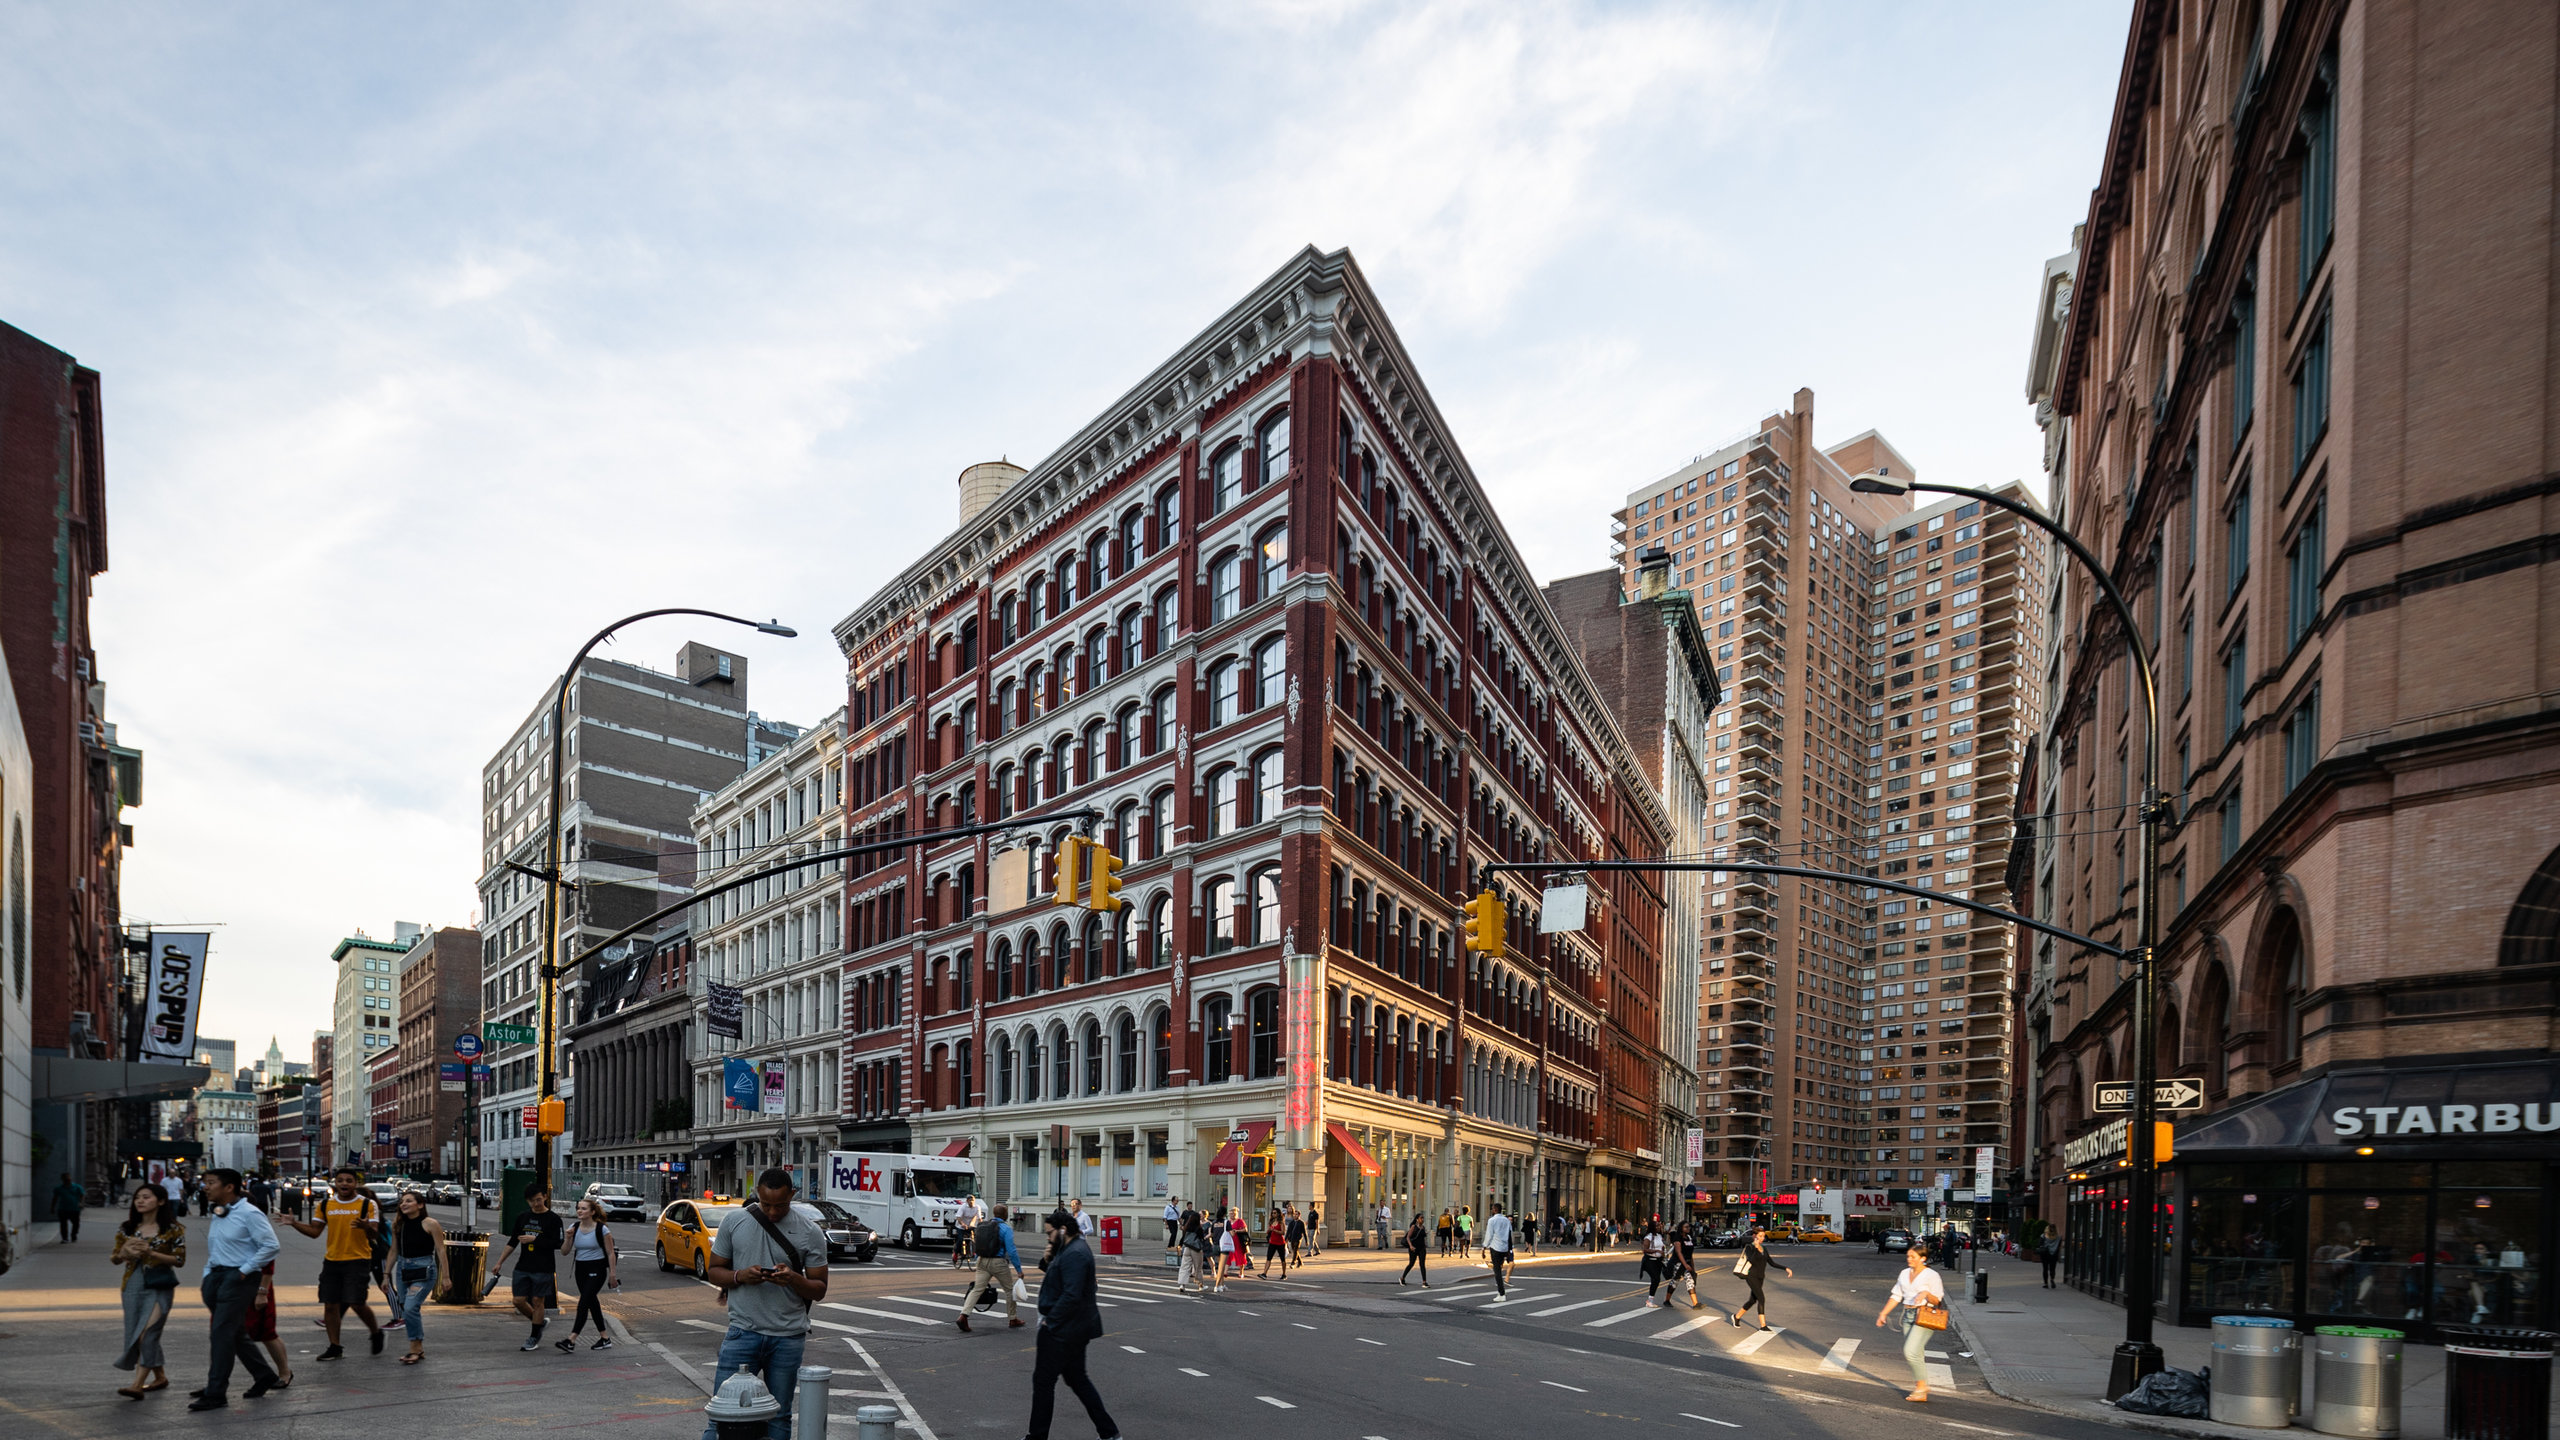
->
1285;953;1324;1151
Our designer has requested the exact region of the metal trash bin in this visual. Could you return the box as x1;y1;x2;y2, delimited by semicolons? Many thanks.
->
2442;1325;2554;1440
437;1234;489;1304
2212;1315;2302;1428
2311;1326;2404;1437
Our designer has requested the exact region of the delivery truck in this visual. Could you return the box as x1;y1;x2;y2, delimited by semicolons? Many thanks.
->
823;1150;979;1250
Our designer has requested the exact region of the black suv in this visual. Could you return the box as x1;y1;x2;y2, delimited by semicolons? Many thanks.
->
810;1200;881;1264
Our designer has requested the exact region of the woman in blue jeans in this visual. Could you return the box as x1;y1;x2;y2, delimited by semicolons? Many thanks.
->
386;1191;447;1364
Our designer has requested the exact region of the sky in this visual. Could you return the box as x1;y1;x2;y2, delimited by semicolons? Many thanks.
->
0;0;2130;1063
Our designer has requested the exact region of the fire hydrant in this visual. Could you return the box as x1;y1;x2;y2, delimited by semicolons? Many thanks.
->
703;1371;781;1440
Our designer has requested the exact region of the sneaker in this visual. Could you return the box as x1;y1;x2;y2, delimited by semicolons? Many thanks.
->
315;1346;344;1361
370;1328;386;1355
520;1337;544;1352
590;1337;614;1351
556;1338;576;1352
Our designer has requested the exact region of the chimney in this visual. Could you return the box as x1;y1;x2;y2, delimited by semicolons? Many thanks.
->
1635;546;1673;601
958;460;1027;526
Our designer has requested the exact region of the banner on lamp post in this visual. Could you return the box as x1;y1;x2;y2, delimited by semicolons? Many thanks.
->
1282;953;1324;1152
138;932;212;1065
723;1057;760;1110
762;1061;787;1116
706;983;744;1040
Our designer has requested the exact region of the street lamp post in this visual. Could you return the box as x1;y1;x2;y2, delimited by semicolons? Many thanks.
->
530;609;796;1188
1849;471;2167;1393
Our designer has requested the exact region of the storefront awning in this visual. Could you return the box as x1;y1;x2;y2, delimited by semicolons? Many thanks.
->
2172;1058;2560;1159
1209;1120;1275;1175
1325;1121;1382;1177
36;1058;208;1104
691;1138;737;1161
937;1137;972;1158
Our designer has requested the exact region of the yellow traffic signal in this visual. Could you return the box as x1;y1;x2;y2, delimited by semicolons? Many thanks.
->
1462;891;1506;953
536;1097;567;1138
1051;836;1087;907
1088;845;1126;914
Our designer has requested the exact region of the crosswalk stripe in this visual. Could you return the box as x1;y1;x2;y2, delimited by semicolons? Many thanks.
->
1819;1337;1860;1372
1421;1286;1493;1302
1926;1361;1955;1388
1582;1307;1654;1329
819;1302;943;1327
1652;1312;1722;1340
680;1317;729;1332
1258;1396;1295;1409
1096;1289;1165;1304
1479;1292;1563;1310
1730;1326;1785;1355
811;1319;870;1334
1528;1297;1617;1318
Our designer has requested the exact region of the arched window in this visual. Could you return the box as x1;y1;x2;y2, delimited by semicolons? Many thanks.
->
1026;663;1047;718
995;1035;1014;1105
1247;986;1282;1079
1027;573;1047;629
1210;444;1244;515
1249;865;1282;945
1155;481;1181;547
1148;686;1176;757
1256;521;1289;598
2499;844;2560;967
1087;530;1111;590
1204;765;1237;839
1254;636;1286;710
1209;658;1241;727
998;593;1019;647
1252;747;1283;822
1203;994;1234;1082
1257;409;1291;483
1051;1024;1073;1098
1147;787;1173;859
1048;921;1071;992
1085;627;1109;685
1082;914;1107;981
992;680;1014;741
1081;1019;1104;1096
1115;1015;1139;1093
1022;1031;1042;1101
1025;748;1047;804
1210;552;1242;624
1203;876;1237;954
1148;893;1173;968
1150;1007;1172;1088
2203;964;2234;1092
954;1038;972;1108
1117;607;1143;669
1056;548;1080;608
1119;507;1144;568
1152;586;1178;652
992;763;1014;820
2279;930;2306;1063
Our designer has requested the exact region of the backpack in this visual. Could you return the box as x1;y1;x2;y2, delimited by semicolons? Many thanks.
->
973;1218;1006;1259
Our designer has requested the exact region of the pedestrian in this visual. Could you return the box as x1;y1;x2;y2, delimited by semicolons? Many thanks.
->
957;1202;1023;1331
2039;1233;2061;1288
1284;1204;1306;1269
112;1181;185;1398
1024;1208;1118;1440
386;1190;447;1364
1482;1202;1514;1298
1672;1222;1703;1309
51;1171;84;1243
1070;1197;1095;1245
187;1168;281;1410
558;1196;620;1353
1435;1208;1454;1257
488;1186;567;1352
1304;1202;1322;1257
1260;1210;1287;1277
282;1166;386;1359
1399;1212;1430;1287
1374;1201;1393;1252
1641;1221;1671;1305
1457;1205;1474;1258
247;1257;291;1388
1225;1212;1249;1282
701;1167;830;1440
1161;1196;1180;1252
1176;1212;1209;1294
1729;1224;1792;1331
1873;1241;1947;1403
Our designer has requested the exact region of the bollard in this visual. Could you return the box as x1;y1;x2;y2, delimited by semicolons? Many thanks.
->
857;1403;901;1440
795;1365;832;1439
1973;1269;1990;1303
704;1371;781;1440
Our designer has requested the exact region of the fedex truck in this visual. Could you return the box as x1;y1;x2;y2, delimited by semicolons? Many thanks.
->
824;1150;978;1250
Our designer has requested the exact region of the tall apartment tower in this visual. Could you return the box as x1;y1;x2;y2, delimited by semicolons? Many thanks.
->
473;643;784;1178
330;929;410;1165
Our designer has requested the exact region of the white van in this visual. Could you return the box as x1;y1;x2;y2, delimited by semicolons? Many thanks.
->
822;1151;978;1250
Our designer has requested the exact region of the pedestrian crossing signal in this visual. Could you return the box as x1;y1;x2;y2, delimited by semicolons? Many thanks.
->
1462;891;1506;954
536;1097;566;1138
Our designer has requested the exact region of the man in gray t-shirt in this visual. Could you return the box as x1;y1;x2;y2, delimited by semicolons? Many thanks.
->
703;1169;830;1440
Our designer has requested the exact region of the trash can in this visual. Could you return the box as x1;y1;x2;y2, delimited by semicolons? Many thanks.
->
437;1233;489;1304
2442;1325;2554;1440
2211;1315;2301;1428
2310;1326;2403;1438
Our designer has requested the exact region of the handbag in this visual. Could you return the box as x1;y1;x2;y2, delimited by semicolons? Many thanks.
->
1914;1296;1950;1331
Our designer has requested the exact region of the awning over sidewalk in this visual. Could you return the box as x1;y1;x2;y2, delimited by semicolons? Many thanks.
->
937;1137;971;1158
1209;1120;1275;1175
691;1139;737;1161
1325;1121;1382;1177
35;1058;208;1104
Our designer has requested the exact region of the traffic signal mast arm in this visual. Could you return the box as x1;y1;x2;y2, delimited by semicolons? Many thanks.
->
1473;857;2129;963
554;809;1107;977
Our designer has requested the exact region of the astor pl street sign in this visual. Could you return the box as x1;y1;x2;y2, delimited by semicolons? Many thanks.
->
2094;1079;2204;1113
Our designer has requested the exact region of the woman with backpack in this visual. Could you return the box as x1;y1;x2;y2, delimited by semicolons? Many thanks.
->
556;1197;620;1353
1399;1212;1430;1287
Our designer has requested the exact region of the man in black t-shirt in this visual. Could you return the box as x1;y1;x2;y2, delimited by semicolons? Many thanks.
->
490;1189;567;1351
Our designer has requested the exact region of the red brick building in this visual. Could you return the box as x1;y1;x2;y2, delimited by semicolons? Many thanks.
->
828;248;1677;1235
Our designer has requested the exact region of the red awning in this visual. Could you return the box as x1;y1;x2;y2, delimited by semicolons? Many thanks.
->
1207;1120;1275;1175
1325;1121;1383;1178
937;1137;971;1158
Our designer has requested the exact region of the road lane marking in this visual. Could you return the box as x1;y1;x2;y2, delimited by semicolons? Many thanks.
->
680;1317;730;1331
842;1338;940;1440
811;1319;872;1334
1258;1396;1296;1409
1940;1425;2010;1435
1542;1381;1588;1392
1121;1345;1145;1353
1359;1338;1386;1346
1438;1356;1475;1366
1180;1367;1209;1376
1527;1297;1615;1317
1682;1414;1741;1428
1819;1337;1859;1372
1235;1309;1260;1315
1652;1312;1722;1340
818;1302;942;1327
1479;1292;1564;1309
1292;1322;1317;1330
1730;1326;1785;1355
1582;1307;1654;1328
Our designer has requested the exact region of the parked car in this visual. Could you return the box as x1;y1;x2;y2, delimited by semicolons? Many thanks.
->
1877;1227;1916;1254
584;1182;648;1223
364;1182;404;1213
1703;1226;1746;1248
428;1180;463;1205
809;1199;881;1265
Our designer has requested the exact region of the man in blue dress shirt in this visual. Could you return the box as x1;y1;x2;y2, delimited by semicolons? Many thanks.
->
189;1168;281;1410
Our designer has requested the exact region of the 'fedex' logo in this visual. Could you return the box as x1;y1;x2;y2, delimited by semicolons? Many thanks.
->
830;1155;885;1194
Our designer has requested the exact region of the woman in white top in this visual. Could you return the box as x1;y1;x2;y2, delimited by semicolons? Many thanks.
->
558;1198;621;1353
1874;1242;1946;1401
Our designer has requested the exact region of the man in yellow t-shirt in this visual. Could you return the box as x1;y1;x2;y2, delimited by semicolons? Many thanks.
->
285;1167;386;1358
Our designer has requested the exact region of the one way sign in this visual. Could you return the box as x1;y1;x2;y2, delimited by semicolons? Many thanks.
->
2094;1079;2205;1113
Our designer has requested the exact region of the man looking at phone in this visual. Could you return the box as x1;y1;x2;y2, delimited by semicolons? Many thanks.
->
703;1167;830;1440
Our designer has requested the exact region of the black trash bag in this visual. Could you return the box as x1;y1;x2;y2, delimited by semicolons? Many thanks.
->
2113;1365;2211;1418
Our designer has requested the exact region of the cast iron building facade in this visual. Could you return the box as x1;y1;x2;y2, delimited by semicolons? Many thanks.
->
834;247;1675;1239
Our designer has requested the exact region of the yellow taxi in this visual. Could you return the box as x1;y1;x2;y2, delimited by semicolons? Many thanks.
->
655;1199;742;1278
1797;1226;1845;1243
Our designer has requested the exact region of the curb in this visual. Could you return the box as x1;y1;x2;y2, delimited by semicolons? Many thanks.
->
1948;1303;2245;1440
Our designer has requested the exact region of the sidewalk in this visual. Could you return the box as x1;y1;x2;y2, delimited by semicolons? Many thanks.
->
1949;1252;2560;1439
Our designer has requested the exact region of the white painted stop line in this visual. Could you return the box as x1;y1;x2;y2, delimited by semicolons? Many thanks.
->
1683;1414;1741;1428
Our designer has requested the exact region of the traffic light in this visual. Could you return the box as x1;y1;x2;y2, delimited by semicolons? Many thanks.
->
1088;844;1126;914
1051;835;1087;907
1462;891;1507;953
536;1098;566;1138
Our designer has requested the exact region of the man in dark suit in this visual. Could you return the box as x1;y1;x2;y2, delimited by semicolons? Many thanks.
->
1026;1208;1120;1440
